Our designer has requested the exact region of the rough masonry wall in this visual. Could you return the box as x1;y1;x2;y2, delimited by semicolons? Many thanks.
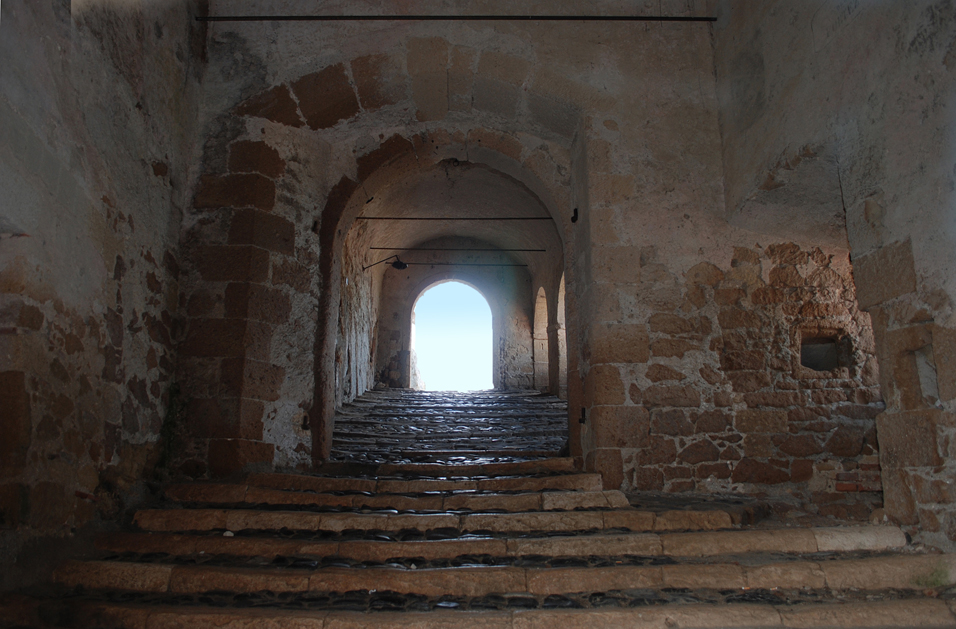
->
713;0;956;546
0;0;205;586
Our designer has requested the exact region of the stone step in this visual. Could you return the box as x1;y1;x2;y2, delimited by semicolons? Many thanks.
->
53;553;956;597
5;596;956;629
133;506;733;534
96;525;909;562
246;472;604;493
373;458;578;476
164;484;630;512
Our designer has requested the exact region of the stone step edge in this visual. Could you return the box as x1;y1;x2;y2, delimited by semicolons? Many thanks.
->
312;458;578;478
96;525;908;561
6;597;956;629
164;484;629;511
53;553;956;597
245;472;604;493
133;506;734;534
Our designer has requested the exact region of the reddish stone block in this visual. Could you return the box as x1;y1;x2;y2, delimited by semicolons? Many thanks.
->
16;305;44;330
590;323;649;363
735;409;787;433
643;385;701;408
853;239;918;309
179;319;272;361
678;439;720;464
790;459;814;482
193;174;276;211
876;410;945;468
694;410;730;433
720;350;766;371
881;468;918;524
766;243;808;265
195;246;270;283
650;339;699;358
824;425;865;458
189;397;265;441
731;458;789;484
769;265;803;287
632;465;664;490
0;371;31;476
727;370;771;392
643;435;678;465
714;288;745;306
718;307;761;329
648;313;696;335
220;358;286;402
356;135;415;182
585;448;624;490
685;262;724;287
651;409;693;436
591;406;649;448
208;438;275;477
743;391;802;407
224;283;292;325
779;435;822;457
695;462;731;479
352;54;407;112
584;365;625;406
228;141;286;178
291;64;360;130
751;287;788;304
235;84;304;127
227;208;295;255
645;364;685;382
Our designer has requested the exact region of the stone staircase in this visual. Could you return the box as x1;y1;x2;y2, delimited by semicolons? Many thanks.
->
3;458;956;628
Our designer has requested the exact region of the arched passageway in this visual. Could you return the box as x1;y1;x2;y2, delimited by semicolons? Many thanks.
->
411;281;493;391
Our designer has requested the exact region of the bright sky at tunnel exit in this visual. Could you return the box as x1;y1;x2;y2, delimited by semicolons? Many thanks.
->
413;282;493;391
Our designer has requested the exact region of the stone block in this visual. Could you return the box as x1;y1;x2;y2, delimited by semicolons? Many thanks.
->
234;84;303;127
735;409;787;433
193;174;275;211
477;50;531;85
824;425;866;457
678;439;720;464
742;391;801;407
651;409;694;436
291;64;360;130
584;365;625;406
650;339;700;358
228;141;285;178
812;525;907;552
227;208;295;255
731;458;789;484
198;398;265;441
28;482;72;528
685;261;724;287
592;247;641;283
643;385;701;408
881;468;919;524
407;38;449;122
646;364;686;382
718;307;761;328
720;350;766;371
527;92;579;138
473;76;519;119
591;406;649;448
586;448;624;490
220;358;286;402
853;239;918;309
224;283;292;325
877;410;945;468
648;313;696;335
180;319;272;361
208;439;275;477
195;245;271;283
448;46;476;111
932;325;956;401
590;323;649;363
0;371;31;476
351;53;406;111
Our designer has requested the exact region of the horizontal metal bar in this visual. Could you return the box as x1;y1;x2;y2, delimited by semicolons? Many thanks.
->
370;247;546;252
404;262;528;267
198;15;717;23
357;216;553;221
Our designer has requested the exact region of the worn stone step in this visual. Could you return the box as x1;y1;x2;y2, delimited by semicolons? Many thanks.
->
53;553;956;597
246;472;604;493
96;525;908;563
6;592;956;629
133;506;732;534
164;484;628;512
375;458;577;477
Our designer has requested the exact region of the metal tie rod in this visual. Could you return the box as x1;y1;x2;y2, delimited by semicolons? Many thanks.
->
356;216;553;220
197;15;717;22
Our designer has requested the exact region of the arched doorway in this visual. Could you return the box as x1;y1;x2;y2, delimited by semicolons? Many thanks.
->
533;287;549;392
411;281;493;391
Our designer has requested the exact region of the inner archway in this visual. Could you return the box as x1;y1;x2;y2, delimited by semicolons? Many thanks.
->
411;281;493;391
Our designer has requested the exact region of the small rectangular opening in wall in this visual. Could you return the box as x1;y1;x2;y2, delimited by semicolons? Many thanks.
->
801;337;840;372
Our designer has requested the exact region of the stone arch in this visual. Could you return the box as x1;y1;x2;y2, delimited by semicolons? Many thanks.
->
180;48;590;472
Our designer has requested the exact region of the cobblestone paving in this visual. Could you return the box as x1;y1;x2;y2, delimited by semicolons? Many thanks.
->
331;390;568;465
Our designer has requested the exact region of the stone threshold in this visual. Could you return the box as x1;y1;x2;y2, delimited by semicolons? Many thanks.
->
133;506;733;534
246;472;604;493
165;484;628;512
53;552;956;596
98;526;909;562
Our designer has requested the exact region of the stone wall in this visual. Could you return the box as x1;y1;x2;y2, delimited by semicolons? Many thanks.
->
0;0;205;587
713;0;956;547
